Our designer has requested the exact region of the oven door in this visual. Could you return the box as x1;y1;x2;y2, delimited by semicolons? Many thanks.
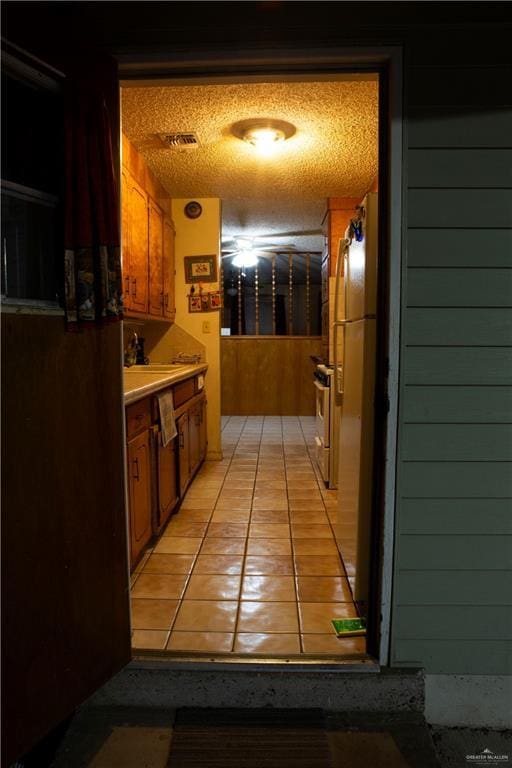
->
314;379;330;448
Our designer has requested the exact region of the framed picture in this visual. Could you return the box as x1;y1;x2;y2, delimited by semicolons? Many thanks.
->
209;291;222;310
184;255;217;284
188;294;202;312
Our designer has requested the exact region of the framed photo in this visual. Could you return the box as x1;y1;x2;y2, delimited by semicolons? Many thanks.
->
209;291;222;310
184;255;217;284
188;294;202;312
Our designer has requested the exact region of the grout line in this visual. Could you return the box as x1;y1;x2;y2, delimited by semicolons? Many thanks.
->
283;418;305;653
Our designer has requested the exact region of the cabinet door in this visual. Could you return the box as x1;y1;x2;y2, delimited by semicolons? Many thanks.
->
148;199;164;317
189;402;201;477
177;411;190;497
127;429;152;567
121;167;133;311
199;395;207;462
163;216;176;320
157;435;178;529
128;177;149;313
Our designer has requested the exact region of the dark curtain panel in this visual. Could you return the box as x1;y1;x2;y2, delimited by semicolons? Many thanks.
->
64;54;123;328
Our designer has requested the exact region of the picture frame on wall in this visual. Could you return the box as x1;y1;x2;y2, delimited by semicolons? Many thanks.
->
209;291;222;310
188;295;202;312
184;255;218;283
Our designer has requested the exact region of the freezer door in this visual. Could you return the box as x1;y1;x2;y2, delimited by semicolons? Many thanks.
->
345;192;378;320
336;318;377;605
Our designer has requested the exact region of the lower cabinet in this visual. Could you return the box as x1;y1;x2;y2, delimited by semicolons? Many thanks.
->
127;429;152;568
126;376;208;572
177;411;190;497
156;432;179;532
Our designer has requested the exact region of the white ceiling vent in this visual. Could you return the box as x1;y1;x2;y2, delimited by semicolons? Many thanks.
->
158;132;200;150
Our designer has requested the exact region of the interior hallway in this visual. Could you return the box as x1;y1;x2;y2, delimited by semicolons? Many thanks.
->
131;416;365;657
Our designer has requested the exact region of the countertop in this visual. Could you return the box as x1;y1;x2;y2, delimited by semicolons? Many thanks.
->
123;363;208;405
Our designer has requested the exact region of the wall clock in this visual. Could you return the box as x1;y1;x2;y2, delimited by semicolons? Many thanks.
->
184;200;202;219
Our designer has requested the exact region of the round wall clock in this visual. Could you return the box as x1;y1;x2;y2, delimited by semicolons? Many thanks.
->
184;200;202;219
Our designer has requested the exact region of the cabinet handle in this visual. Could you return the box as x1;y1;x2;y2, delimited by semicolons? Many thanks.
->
132;278;137;297
124;275;131;295
195;413;200;426
132;457;140;481
179;430;184;448
164;292;169;309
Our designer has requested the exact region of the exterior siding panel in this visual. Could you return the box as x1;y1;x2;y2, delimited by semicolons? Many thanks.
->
392;40;512;675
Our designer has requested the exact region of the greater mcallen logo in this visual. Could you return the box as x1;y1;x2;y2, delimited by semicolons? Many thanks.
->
466;748;509;763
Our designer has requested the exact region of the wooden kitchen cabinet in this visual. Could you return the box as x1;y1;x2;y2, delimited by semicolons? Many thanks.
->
127;429;152;568
162;215;176;320
126;175;149;314
156;432;179;532
188;401;201;478
148;198;164;317
177;411;190;497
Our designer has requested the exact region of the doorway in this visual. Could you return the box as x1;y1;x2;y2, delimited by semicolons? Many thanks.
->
120;58;399;664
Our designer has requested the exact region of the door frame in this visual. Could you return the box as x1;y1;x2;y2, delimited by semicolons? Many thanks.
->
119;45;403;666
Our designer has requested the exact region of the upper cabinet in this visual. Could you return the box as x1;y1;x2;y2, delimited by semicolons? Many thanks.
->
121;134;176;322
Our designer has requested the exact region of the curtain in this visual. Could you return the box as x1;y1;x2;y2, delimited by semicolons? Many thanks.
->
64;54;123;328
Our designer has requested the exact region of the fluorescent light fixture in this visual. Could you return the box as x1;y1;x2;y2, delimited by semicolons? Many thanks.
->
231;118;296;157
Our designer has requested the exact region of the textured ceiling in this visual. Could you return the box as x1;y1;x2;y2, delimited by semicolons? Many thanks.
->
121;77;379;253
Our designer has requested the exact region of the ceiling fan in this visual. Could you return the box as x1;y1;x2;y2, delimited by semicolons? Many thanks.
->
221;229;322;268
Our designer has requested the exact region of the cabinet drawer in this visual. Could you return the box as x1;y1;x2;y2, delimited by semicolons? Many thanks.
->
126;398;150;438
173;378;195;408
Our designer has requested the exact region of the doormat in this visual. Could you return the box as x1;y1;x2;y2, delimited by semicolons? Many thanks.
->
166;708;333;768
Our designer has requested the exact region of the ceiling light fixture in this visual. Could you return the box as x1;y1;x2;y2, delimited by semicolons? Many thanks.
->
231;118;296;157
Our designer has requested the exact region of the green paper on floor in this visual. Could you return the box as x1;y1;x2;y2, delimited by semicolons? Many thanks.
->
332;617;366;637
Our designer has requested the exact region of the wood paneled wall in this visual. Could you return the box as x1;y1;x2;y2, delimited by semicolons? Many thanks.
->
221;337;322;416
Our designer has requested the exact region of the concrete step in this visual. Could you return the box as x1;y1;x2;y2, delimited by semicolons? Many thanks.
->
87;659;425;714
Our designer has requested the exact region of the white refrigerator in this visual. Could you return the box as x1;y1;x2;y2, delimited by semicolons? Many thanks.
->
332;192;378;608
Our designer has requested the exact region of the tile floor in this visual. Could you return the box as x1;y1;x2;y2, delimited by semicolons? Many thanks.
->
131;416;366;658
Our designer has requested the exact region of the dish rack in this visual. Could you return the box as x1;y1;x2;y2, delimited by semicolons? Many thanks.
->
171;352;202;364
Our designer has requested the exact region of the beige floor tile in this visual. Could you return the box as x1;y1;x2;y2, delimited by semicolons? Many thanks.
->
293;555;345;576
223;479;255;489
288;501;326;512
301;634;366;655
163;520;208;537
291;524;334;539
250;510;289;524
200;537;246;555
153;537;203;555
244;555;294;575
296;576;352;602
186;488;221;499
173;600;238;632
166;631;234;653
172;509;213;522
293;539;339;556
131;598;179;630
131;573;188;600
252;499;288;511
246;538;292;556
287;490;323;500
179;499;216;511
289;510;329;524
297;601;358;633
241;575;296;602
253;481;287;491
285;480;319;489
211;509;251;523
213;501;252;512
143;553;196;575
131;629;168;650
248;523;290;539
184;574;241;600
206;522;248;538
216;489;254;499
237;601;299;633
193;554;243;575
234;633;301;654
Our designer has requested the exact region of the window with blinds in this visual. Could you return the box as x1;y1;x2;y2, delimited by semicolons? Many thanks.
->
221;252;322;336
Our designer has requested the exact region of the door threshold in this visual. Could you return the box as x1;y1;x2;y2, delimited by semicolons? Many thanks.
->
131;649;379;672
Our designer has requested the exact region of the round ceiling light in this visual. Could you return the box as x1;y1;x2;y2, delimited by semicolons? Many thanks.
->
231;118;296;156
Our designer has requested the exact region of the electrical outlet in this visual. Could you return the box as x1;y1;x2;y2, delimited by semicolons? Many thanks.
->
202;321;211;333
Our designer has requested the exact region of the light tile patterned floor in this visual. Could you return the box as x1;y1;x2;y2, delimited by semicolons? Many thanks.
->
131;416;365;657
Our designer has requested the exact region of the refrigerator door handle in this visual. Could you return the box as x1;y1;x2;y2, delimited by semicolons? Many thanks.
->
332;238;348;407
332;320;345;405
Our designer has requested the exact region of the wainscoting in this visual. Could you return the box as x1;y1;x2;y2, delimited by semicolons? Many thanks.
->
221;336;322;416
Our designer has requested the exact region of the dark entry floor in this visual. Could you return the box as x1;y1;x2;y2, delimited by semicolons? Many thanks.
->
45;706;444;768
